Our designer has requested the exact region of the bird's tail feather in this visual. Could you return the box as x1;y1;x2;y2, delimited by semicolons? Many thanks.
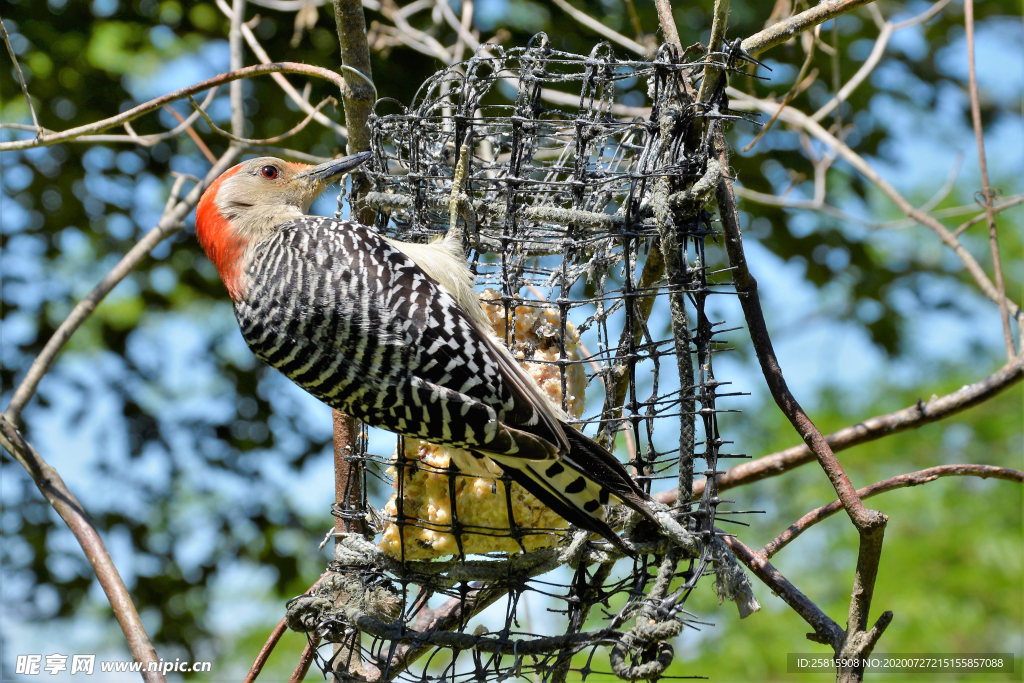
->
486;456;635;556
481;426;657;555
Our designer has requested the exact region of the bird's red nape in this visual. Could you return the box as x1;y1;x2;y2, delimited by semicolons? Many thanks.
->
195;165;248;300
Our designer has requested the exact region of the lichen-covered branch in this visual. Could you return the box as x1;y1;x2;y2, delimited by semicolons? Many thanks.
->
741;0;878;57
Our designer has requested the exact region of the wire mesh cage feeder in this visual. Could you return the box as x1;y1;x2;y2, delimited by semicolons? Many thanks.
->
286;34;760;682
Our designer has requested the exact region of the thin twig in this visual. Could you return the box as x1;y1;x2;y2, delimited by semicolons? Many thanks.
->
954;195;1024;236
244;573;332;683
0;13;42;134
215;0;348;138
812;0;950;124
813;22;891;122
243;618;288;683
742;34;816;151
448;0;475;63
376;0;451;62
764;464;1024;559
0;416;167;683
550;0;649;56
188;94;336;145
288;642;317;683
918;150;963;213
733;185;871;226
653;0;681;51
230;0;249;138
719;531;843;647
726;87;1024;329
0;63;346;152
249;145;333;164
965;0;1015;359
4;147;244;424
655;356;1024;504
162;105;218;163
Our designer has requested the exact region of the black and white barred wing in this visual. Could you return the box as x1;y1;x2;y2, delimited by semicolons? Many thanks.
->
276;219;568;460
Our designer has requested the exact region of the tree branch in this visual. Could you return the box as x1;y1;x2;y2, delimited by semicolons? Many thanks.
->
764;464;1024;559
243;619;288;683
330;2;375;679
741;0;878;57
714;126;883;532
0;416;166;683
215;0;348;138
655;356;1024;504
653;0;681;51
0;63;346;152
550;0;649;56
727;87;1024;332
964;0;1015;359
696;0;731;103
4;147;244;424
230;0;248;138
0;12;42;133
720;531;844;648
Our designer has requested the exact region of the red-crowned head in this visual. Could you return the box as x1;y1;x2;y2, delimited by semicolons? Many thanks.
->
194;153;371;300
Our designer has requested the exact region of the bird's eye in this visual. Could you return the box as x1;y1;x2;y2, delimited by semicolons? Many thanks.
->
260;165;279;179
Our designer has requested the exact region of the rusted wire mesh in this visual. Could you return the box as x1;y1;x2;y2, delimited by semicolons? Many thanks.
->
286;34;758;682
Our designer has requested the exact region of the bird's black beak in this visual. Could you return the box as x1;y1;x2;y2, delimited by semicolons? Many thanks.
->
298;151;372;184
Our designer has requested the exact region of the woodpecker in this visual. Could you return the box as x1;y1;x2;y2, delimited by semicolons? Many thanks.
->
194;153;657;554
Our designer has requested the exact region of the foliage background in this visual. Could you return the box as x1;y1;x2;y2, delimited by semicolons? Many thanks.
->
0;0;1020;680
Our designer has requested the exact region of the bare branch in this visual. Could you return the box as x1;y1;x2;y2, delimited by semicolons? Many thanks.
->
696;0;732;103
812;0;951;123
742;35;816;151
4;147;244;424
0;416;166;683
161;105;218;163
376;0;451;62
656;357;1024;504
653;0;681;51
446;0;476;63
954;195;1024;236
550;0;649;57
742;0;877;57
892;0;951;30
288;642;317;683
811;22;892;122
249;145;333;163
0;63;347;152
714;126;884;533
243;619;288;683
0;13;42;134
720;531;844;648
727;87;1024;329
965;0;1015;359
231;0;248;138
918;150;962;213
733;185;872;226
188;94;336;145
840;522;887;682
216;0;349;138
0;89;219;149
764;464;1024;559
539;87;650;118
